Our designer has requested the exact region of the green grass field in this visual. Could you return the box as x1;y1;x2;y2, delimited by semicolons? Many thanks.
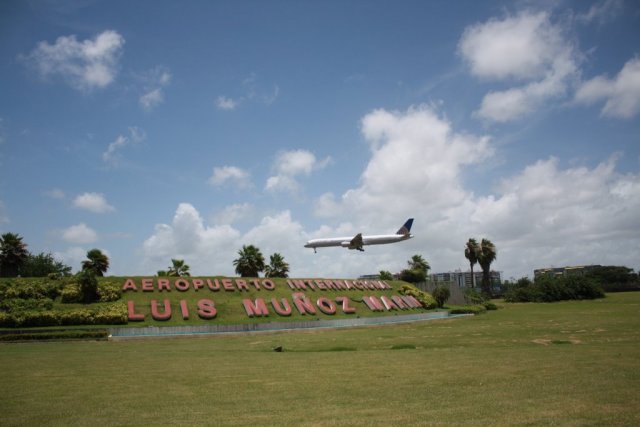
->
1;293;639;426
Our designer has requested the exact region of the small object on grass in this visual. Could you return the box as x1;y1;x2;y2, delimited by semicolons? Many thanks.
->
273;346;283;352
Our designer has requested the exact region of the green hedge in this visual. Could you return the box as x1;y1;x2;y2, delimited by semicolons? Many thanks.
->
448;305;487;315
0;303;127;328
0;329;108;342
398;284;437;309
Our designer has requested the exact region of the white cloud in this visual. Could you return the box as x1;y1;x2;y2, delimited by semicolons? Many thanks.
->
139;105;640;280
576;0;623;25
208;166;252;189
141;203;309;276
103;126;146;164
62;223;98;244
53;246;87;272
139;88;164;110
216;96;240;110
24;30;125;91
265;149;332;193
459;11;579;122
574;57;640;119
306;105;640;279
211;203;254;225
73;192;115;213
138;66;171;111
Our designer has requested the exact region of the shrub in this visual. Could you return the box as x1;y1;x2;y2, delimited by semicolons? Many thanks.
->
463;288;486;305
449;305;487;315
398;284;437;309
98;281;122;302
504;275;605;303
0;298;53;313
60;284;83;303
483;301;498;310
432;285;451;308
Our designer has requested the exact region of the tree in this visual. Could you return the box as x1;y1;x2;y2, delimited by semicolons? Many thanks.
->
167;259;191;277
408;254;430;275
379;270;394;281
264;253;289;278
464;238;480;289
78;269;99;303
233;245;265;277
21;252;72;277
0;233;29;277
399;268;426;284
432;285;451;308
81;248;110;277
478;238;497;297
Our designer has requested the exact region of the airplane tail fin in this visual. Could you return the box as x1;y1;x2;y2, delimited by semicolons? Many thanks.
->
396;218;414;235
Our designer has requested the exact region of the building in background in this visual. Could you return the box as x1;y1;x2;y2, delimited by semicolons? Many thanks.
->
534;265;601;279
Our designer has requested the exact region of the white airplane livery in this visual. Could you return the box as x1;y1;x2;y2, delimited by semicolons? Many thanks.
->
304;219;414;253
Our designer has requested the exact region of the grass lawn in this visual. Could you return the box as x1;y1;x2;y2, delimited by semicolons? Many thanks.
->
1;293;639;426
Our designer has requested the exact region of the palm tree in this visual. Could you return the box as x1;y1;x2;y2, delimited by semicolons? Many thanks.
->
464;238;480;289
264;253;289;278
167;259;191;277
233;245;265;277
408;254;430;274
0;233;29;277
478;238;497;297
81;248;110;276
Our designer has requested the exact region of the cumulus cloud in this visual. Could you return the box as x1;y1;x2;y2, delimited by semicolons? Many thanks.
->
208;166;252;189
139;105;640;280
216;96;240;111
138;66;171;111
23;30;124;91
574;57;640;119
459;11;579;122
307;105;640;279
211;203;254;225
73;192;115;213
265;149;332;193
103;126;146;164
62;223;98;244
140;203;308;276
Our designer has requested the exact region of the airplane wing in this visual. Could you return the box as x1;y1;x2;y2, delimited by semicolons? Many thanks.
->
350;233;364;251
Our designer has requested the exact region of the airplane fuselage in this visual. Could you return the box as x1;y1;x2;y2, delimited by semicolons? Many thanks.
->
304;218;414;252
304;233;413;250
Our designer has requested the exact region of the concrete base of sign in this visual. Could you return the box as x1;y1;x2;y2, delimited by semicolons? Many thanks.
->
108;311;470;339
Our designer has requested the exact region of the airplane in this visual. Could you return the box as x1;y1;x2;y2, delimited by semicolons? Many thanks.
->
304;219;414;253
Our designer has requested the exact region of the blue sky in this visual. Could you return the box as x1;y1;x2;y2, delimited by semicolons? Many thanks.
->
1;0;639;279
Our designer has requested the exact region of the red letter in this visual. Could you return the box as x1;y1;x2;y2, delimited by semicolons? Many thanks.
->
207;279;220;291
381;296;399;311
336;296;356;314
197;299;217;319
122;279;137;292
175;279;189;291
151;299;172;320
316;297;336;315
192;279;204;291
392;295;409;310
158;278;171;291
180;300;190;319
142;278;154;292
292;293;316;315
362;296;384;312
222;279;235;291
271;298;292;316
127;300;144;321
236;279;249;291
242;298;269;317
262;279;275;290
